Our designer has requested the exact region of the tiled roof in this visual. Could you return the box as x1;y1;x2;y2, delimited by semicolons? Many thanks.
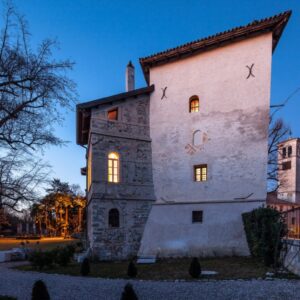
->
140;11;291;83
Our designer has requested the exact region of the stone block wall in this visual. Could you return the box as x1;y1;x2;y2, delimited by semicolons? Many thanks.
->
86;92;155;260
89;198;152;260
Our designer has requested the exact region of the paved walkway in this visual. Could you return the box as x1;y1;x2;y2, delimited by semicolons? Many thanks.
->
1;262;300;300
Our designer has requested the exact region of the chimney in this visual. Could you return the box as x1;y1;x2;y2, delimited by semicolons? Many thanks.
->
126;61;135;92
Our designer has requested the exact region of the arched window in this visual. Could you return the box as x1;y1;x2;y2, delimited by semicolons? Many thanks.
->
189;96;199;113
193;130;202;146
109;208;120;228
108;152;119;183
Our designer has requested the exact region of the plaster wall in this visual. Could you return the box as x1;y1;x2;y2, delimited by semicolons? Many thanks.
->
148;33;273;203
139;201;263;257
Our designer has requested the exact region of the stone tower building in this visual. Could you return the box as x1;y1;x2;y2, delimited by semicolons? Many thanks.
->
277;138;300;203
76;11;291;260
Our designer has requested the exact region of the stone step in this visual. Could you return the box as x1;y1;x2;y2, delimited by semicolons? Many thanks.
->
137;256;156;264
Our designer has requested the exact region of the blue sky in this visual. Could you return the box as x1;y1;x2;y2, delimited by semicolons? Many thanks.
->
11;0;300;190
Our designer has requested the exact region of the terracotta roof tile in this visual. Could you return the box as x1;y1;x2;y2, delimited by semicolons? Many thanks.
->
140;11;291;83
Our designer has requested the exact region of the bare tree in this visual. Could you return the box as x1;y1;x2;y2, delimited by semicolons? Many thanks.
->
0;151;50;211
268;117;291;192
267;86;300;192
0;5;76;152
0;4;76;210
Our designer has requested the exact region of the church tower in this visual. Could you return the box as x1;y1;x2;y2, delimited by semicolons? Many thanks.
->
278;138;300;203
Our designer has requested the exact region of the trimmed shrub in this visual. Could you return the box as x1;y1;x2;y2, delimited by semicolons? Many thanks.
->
242;207;286;266
32;280;50;300
80;258;90;276
127;261;137;278
55;247;72;267
189;257;201;278
29;251;54;270
121;283;138;300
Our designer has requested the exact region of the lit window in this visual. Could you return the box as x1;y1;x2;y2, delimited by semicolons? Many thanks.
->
87;146;92;190
108;108;118;120
108;152;120;183
194;165;207;182
288;146;292;157
282;161;291;170
192;211;203;223
109;208;120;228
189;96;199;113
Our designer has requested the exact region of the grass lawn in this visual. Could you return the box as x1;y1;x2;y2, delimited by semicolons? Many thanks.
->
0;237;78;251
16;256;299;281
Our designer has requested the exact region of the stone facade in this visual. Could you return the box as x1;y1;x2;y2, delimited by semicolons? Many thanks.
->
86;93;155;260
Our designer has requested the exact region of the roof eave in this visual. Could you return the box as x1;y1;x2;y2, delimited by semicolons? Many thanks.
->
76;85;155;145
140;11;291;84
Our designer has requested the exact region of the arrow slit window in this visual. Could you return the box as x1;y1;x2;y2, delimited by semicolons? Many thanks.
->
108;152;120;183
189;95;199;113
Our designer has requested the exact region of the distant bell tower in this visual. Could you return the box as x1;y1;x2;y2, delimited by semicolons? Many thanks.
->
277;138;300;203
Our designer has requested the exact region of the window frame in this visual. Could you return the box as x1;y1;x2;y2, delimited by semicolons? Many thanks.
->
192;210;203;223
194;164;207;182
282;147;287;158
107;107;119;121
288;146;292;157
108;152;120;183
189;96;200;113
282;161;291;171
108;208;120;228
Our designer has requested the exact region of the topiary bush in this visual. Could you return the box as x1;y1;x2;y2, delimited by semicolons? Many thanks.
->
121;283;138;300
32;280;50;300
127;261;137;278
80;258;90;276
29;251;53;270
242;207;287;267
189;257;201;278
54;247;72;267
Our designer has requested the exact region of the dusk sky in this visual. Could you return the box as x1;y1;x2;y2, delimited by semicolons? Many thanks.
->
11;0;300;191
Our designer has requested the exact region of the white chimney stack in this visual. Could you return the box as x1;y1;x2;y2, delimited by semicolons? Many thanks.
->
126;61;135;92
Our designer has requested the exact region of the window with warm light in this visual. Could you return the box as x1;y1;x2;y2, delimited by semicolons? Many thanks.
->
87;146;92;190
108;108;118;120
109;208;120;228
194;164;207;181
108;152;120;183
189;96;199;113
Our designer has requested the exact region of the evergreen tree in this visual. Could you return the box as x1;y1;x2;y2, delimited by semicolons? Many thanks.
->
189;257;201;278
32;280;50;300
80;257;90;276
121;283;138;300
127;261;137;278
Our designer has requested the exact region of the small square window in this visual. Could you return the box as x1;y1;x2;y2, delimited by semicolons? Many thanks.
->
194;165;207;181
192;211;203;223
108;108;118;120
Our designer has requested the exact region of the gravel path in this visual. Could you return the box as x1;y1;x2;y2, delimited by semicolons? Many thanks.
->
1;262;300;300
